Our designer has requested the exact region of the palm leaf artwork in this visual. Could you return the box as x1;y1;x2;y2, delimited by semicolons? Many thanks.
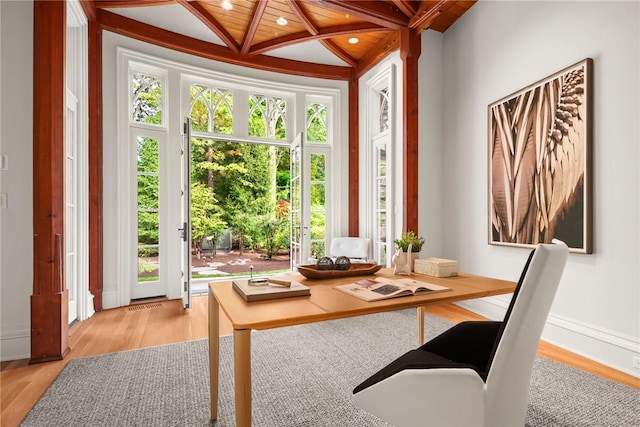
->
490;62;589;249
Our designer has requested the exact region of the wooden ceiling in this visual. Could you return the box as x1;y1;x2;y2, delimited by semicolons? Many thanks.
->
87;0;476;79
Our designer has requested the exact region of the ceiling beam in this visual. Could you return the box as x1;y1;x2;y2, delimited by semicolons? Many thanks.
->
355;31;401;78
177;0;240;53
410;0;455;32
80;0;97;21
287;0;357;67
306;0;409;30
286;0;319;35
249;22;387;55
320;39;358;67
97;9;354;80
391;0;418;18
241;0;268;55
93;0;175;8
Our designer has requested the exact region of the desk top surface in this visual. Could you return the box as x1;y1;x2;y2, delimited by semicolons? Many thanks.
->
209;268;516;330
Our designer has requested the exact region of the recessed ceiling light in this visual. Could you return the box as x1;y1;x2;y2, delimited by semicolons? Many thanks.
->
348;37;359;44
221;0;233;11
276;17;288;26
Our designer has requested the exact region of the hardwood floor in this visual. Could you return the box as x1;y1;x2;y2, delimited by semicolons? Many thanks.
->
2;295;638;426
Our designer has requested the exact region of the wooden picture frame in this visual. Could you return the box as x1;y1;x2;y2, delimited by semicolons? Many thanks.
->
488;58;593;253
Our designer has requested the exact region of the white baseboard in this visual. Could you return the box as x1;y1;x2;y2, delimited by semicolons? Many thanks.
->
1;328;30;362
101;288;118;310
456;297;640;379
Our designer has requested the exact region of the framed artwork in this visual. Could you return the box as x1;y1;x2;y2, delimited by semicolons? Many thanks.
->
488;58;593;253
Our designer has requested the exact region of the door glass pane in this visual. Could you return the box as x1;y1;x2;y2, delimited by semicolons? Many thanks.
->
310;241;325;259
310;212;325;240
377;213;386;241
377;145;386;175
138;246;159;282
138;175;159;209
374;137;389;265
377;179;386;209
309;153;326;258
138;212;159;245
137;135;160;283
137;137;159;172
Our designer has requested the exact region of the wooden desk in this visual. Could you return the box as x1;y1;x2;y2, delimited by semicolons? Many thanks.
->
208;268;516;426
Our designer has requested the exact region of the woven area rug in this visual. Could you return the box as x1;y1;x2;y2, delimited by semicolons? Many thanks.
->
21;309;639;426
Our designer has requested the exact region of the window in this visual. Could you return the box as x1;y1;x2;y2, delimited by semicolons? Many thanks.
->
136;136;160;283
131;72;163;125
307;103;328;143
362;62;397;267
249;94;287;140
128;64;167;297
112;49;342;307
305;98;331;258
190;85;233;134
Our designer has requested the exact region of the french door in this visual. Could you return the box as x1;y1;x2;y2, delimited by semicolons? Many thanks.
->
181;119;192;309
290;132;307;268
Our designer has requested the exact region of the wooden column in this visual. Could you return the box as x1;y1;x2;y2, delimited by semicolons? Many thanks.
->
400;29;421;234
348;77;360;236
88;19;103;311
30;1;69;363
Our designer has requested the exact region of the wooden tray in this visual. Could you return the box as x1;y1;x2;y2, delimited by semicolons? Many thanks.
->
297;263;382;280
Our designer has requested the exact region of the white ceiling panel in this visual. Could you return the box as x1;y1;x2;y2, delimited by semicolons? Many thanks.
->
265;40;349;67
104;4;225;46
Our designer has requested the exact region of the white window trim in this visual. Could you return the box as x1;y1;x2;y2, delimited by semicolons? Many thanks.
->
66;0;93;321
109;47;344;307
360;56;402;266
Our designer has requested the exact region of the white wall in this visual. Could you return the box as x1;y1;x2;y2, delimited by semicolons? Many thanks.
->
0;0;34;361
418;31;445;258
431;0;639;376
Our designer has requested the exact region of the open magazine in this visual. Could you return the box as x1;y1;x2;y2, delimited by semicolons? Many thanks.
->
335;277;450;302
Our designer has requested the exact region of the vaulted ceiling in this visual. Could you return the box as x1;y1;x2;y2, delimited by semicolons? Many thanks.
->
86;0;476;79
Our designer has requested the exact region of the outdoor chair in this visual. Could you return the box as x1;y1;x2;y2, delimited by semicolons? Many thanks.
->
329;237;371;263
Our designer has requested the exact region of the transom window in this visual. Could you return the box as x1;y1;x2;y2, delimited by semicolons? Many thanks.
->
131;72;163;126
249;94;287;140
190;85;233;134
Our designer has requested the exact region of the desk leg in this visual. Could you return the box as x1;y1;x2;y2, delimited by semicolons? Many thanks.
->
234;328;252;427
417;307;425;346
209;289;220;421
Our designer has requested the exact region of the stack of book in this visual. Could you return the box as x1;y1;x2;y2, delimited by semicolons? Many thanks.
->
232;277;311;302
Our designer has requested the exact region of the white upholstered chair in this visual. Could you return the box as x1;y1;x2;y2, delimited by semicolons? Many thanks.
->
352;240;569;427
328;237;371;262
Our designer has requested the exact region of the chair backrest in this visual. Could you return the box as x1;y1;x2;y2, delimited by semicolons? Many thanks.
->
329;237;371;261
484;240;568;426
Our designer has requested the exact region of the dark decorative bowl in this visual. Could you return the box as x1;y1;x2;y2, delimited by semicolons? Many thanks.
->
296;263;382;280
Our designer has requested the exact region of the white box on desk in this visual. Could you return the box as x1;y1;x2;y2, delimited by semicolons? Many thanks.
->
415;257;459;277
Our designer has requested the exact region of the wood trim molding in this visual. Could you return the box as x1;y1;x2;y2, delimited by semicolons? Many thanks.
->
31;0;69;363
348;78;360;236
88;20;104;311
400;29;420;234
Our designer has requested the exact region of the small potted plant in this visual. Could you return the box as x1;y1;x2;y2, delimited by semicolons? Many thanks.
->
394;231;425;272
394;231;425;253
